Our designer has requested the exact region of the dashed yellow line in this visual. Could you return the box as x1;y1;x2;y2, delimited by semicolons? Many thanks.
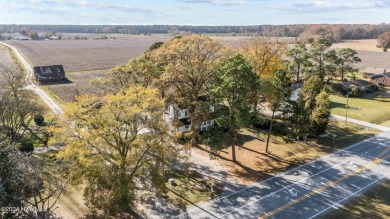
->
259;147;390;219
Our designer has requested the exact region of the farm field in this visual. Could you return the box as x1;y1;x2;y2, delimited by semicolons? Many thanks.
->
331;39;390;70
6;37;390;103
47;69;108;103
289;39;388;71
349;50;390;70
6;36;170;72
331;39;381;52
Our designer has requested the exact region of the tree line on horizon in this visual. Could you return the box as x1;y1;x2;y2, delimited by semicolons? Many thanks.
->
1;23;390;42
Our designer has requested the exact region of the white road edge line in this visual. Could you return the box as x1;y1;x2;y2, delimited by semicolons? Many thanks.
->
308;172;390;219
175;135;378;218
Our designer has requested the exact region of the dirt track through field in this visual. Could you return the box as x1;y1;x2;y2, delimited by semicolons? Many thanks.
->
0;42;63;115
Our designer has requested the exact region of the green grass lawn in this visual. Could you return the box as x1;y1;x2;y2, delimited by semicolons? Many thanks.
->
330;91;390;124
322;179;390;219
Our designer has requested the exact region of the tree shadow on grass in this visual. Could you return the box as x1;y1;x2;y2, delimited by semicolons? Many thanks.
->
167;188;219;218
195;145;232;162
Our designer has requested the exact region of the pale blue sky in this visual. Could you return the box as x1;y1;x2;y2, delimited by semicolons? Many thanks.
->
0;0;389;25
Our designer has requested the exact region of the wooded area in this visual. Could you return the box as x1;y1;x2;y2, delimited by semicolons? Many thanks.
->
1;24;390;41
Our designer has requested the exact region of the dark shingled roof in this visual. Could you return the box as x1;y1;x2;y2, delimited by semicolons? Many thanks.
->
383;73;390;78
34;65;65;83
343;79;375;88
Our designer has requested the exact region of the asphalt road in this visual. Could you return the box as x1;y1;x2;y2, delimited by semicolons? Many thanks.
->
175;132;390;219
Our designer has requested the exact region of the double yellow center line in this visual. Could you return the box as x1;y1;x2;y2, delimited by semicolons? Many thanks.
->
259;146;390;219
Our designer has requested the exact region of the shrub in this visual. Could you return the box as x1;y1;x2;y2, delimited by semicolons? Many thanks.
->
19;139;34;153
173;131;192;144
272;123;288;136
250;114;270;129
350;87;361;97
34;115;45;126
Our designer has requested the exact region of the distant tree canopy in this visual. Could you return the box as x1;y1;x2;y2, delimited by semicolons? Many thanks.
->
377;32;390;52
1;24;390;40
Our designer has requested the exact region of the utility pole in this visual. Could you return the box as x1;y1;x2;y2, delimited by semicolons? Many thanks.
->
345;92;349;125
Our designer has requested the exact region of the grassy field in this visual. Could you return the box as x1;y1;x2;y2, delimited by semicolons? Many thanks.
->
198;119;379;184
323;179;390;219
330;91;390;124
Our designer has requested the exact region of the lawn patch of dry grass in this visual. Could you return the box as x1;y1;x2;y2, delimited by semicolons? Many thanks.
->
54;184;89;219
331;39;381;52
322;179;390;219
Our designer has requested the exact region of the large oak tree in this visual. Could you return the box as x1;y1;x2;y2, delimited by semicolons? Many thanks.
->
55;86;176;216
153;35;225;146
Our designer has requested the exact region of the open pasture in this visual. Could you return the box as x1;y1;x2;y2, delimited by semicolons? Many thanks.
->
6;36;170;72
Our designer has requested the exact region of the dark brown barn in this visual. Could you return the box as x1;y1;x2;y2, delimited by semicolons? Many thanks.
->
34;65;66;84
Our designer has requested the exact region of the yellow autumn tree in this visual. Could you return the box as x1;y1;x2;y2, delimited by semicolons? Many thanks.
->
54;86;176;217
240;37;286;78
240;37;286;110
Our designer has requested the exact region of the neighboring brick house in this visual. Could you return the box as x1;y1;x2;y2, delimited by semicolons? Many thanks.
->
363;67;389;78
34;65;66;84
370;73;390;86
164;103;215;133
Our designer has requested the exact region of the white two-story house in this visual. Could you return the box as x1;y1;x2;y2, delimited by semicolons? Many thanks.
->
164;104;215;133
